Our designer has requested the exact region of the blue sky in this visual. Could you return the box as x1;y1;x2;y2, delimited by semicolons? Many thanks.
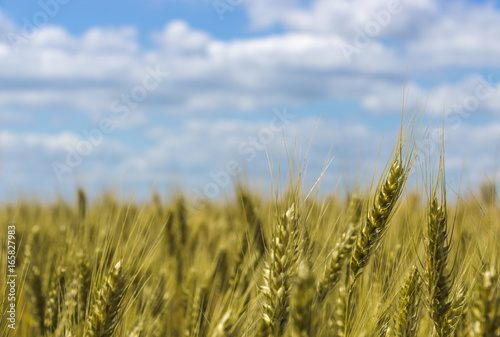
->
0;0;499;202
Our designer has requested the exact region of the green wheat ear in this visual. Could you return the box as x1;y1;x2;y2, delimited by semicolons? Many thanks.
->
85;261;127;337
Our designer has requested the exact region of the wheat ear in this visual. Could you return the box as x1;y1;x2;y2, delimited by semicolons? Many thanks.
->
350;155;405;279
292;258;315;337
317;223;358;303
345;154;406;335
31;266;46;334
261;204;299;337
345;112;420;336
85;261;127;337
472;264;500;336
239;190;266;256
78;188;87;220
45;266;66;332
393;266;422;337
317;196;361;303
78;254;92;324
424;172;466;337
331;286;347;337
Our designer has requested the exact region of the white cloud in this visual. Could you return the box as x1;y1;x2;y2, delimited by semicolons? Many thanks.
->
360;74;500;116
245;0;438;38
152;20;210;54
0;130;126;154
407;3;500;68
0;2;499;119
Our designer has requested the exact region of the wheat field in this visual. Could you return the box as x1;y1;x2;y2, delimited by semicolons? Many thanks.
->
1;116;499;337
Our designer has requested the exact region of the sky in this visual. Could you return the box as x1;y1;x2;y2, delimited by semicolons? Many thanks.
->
0;0;499;203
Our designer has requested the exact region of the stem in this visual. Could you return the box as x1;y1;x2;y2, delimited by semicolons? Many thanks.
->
344;281;355;337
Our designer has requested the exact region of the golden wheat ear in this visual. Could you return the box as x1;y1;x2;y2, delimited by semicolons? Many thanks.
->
317;194;361;303
78;188;87;221
422;144;468;337
261;204;299;337
350;151;406;280
472;264;500;336
393;266;422;337
292;257;315;337
77;254;92;325
344;105;423;336
350;100;424;283
85;261;127;337
44;265;66;333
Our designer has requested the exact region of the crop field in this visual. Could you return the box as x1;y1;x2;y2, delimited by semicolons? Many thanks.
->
0;115;499;337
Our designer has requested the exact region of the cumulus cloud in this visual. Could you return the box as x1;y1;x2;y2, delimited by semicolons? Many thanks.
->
361;73;500;116
407;3;500;68
245;0;438;38
152;20;211;54
0;1;498;118
0;130;81;152
244;0;500;73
